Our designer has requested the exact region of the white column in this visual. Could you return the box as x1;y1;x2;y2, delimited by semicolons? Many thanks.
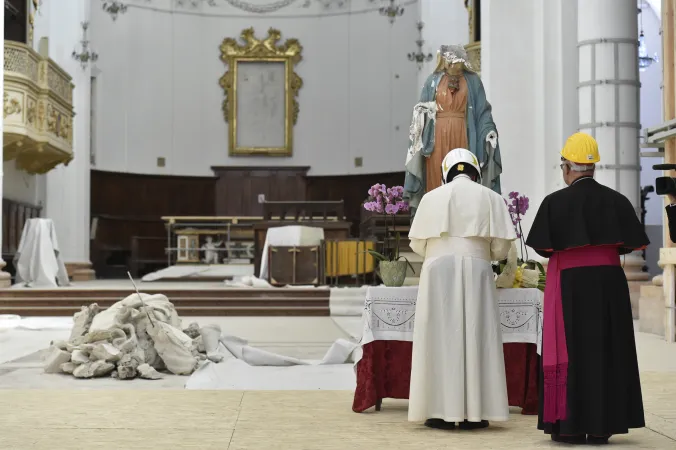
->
0;3;10;287
39;0;95;280
578;0;650;305
578;0;641;205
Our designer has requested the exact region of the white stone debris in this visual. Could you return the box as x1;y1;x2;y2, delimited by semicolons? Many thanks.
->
43;292;217;381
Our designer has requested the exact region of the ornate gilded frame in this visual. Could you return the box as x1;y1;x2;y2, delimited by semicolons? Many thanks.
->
219;28;303;156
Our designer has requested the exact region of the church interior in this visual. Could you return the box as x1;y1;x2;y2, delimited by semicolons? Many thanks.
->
1;0;676;448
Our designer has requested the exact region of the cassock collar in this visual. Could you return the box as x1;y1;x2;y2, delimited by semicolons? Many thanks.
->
571;176;594;186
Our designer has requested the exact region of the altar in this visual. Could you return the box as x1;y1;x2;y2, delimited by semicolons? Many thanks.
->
352;286;542;415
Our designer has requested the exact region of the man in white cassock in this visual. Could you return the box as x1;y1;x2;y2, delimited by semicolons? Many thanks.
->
407;148;517;430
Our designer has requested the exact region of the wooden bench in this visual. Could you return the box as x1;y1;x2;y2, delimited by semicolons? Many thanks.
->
1;198;42;277
130;236;166;278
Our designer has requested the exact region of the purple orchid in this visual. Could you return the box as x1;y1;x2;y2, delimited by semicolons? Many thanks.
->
363;184;410;263
504;191;530;238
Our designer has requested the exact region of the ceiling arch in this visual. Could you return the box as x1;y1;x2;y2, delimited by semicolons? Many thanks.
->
645;0;661;18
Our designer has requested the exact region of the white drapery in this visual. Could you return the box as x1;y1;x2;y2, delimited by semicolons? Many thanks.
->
13;219;70;288
258;226;325;280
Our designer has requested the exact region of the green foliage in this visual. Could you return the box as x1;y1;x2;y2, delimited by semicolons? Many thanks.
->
367;250;389;262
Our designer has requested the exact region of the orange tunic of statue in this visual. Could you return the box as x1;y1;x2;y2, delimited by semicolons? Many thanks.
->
425;75;469;192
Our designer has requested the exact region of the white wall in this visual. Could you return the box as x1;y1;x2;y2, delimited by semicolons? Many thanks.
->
32;0;93;264
2;162;45;206
418;0;468;87
482;0;579;247
89;0;422;176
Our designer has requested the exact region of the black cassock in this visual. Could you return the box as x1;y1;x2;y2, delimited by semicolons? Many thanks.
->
526;177;649;436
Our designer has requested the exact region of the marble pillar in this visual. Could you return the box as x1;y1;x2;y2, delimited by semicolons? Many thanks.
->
34;0;95;280
577;0;650;299
0;4;10;287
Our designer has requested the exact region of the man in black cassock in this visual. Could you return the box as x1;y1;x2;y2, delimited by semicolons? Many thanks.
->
526;132;648;445
666;194;676;242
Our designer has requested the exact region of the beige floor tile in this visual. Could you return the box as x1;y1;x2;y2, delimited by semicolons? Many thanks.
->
227;426;674;450
0;390;243;429
0;427;235;450
1;382;675;449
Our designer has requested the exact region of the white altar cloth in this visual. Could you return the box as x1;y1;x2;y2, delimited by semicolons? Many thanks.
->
13;218;70;288
361;286;542;353
259;225;325;280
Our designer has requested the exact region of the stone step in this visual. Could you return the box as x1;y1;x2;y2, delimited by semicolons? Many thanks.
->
0;305;329;317
0;288;330;317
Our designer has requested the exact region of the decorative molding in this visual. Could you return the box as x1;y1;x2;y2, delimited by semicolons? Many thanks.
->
28;0;41;44
465;41;481;76
3;93;22;118
219;28;303;156
3;41;75;174
221;0;300;13
464;0;483;43
101;0;417;18
175;0;217;7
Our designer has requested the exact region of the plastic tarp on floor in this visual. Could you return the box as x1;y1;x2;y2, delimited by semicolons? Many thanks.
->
185;336;359;390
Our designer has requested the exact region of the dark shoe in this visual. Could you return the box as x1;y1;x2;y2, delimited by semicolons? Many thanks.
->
551;434;586;444
424;419;455;430
587;435;611;445
458;420;489;430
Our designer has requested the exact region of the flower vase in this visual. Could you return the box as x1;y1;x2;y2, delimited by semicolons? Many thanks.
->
379;261;408;287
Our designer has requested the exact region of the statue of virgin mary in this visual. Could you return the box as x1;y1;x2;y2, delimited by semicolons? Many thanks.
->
404;44;502;217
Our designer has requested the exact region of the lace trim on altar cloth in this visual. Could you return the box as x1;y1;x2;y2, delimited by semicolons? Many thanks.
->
360;288;543;349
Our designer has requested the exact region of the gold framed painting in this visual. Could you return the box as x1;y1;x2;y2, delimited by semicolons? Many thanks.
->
219;28;303;157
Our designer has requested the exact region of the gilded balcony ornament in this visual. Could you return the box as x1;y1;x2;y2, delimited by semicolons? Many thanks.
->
3;93;22;118
464;41;481;76
3;40;75;174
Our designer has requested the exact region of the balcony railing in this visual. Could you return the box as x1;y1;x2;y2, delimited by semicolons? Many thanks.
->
3;40;74;174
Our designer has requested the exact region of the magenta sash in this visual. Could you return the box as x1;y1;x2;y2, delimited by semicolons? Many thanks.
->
542;246;620;423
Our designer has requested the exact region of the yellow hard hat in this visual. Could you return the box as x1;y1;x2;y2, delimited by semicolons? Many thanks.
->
560;132;600;164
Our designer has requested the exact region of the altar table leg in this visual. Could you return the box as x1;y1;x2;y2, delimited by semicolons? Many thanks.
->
375;398;382;411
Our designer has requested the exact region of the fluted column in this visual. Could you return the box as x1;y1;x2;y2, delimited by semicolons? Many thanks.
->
578;0;650;305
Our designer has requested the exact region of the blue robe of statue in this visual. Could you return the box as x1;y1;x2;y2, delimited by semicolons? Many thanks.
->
404;71;502;217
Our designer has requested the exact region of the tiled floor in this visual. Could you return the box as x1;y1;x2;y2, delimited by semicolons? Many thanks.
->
0;389;674;449
1;317;675;448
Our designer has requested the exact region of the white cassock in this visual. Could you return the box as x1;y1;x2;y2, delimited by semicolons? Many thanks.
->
407;175;516;423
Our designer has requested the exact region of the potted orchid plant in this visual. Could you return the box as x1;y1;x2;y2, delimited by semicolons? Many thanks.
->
363;184;415;287
494;191;546;291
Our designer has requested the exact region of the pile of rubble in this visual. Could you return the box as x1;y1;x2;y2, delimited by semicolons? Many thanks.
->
43;293;224;380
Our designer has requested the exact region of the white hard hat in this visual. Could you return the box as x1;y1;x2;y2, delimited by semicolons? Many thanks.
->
441;148;481;184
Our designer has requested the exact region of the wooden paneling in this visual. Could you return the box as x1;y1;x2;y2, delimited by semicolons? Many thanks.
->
212;166;309;217
0;288;330;316
1;198;42;264
89;168;405;275
91;170;216;217
90;170;216;275
305;171;405;235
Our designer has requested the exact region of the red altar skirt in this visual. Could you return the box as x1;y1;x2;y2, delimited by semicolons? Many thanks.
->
352;340;539;415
